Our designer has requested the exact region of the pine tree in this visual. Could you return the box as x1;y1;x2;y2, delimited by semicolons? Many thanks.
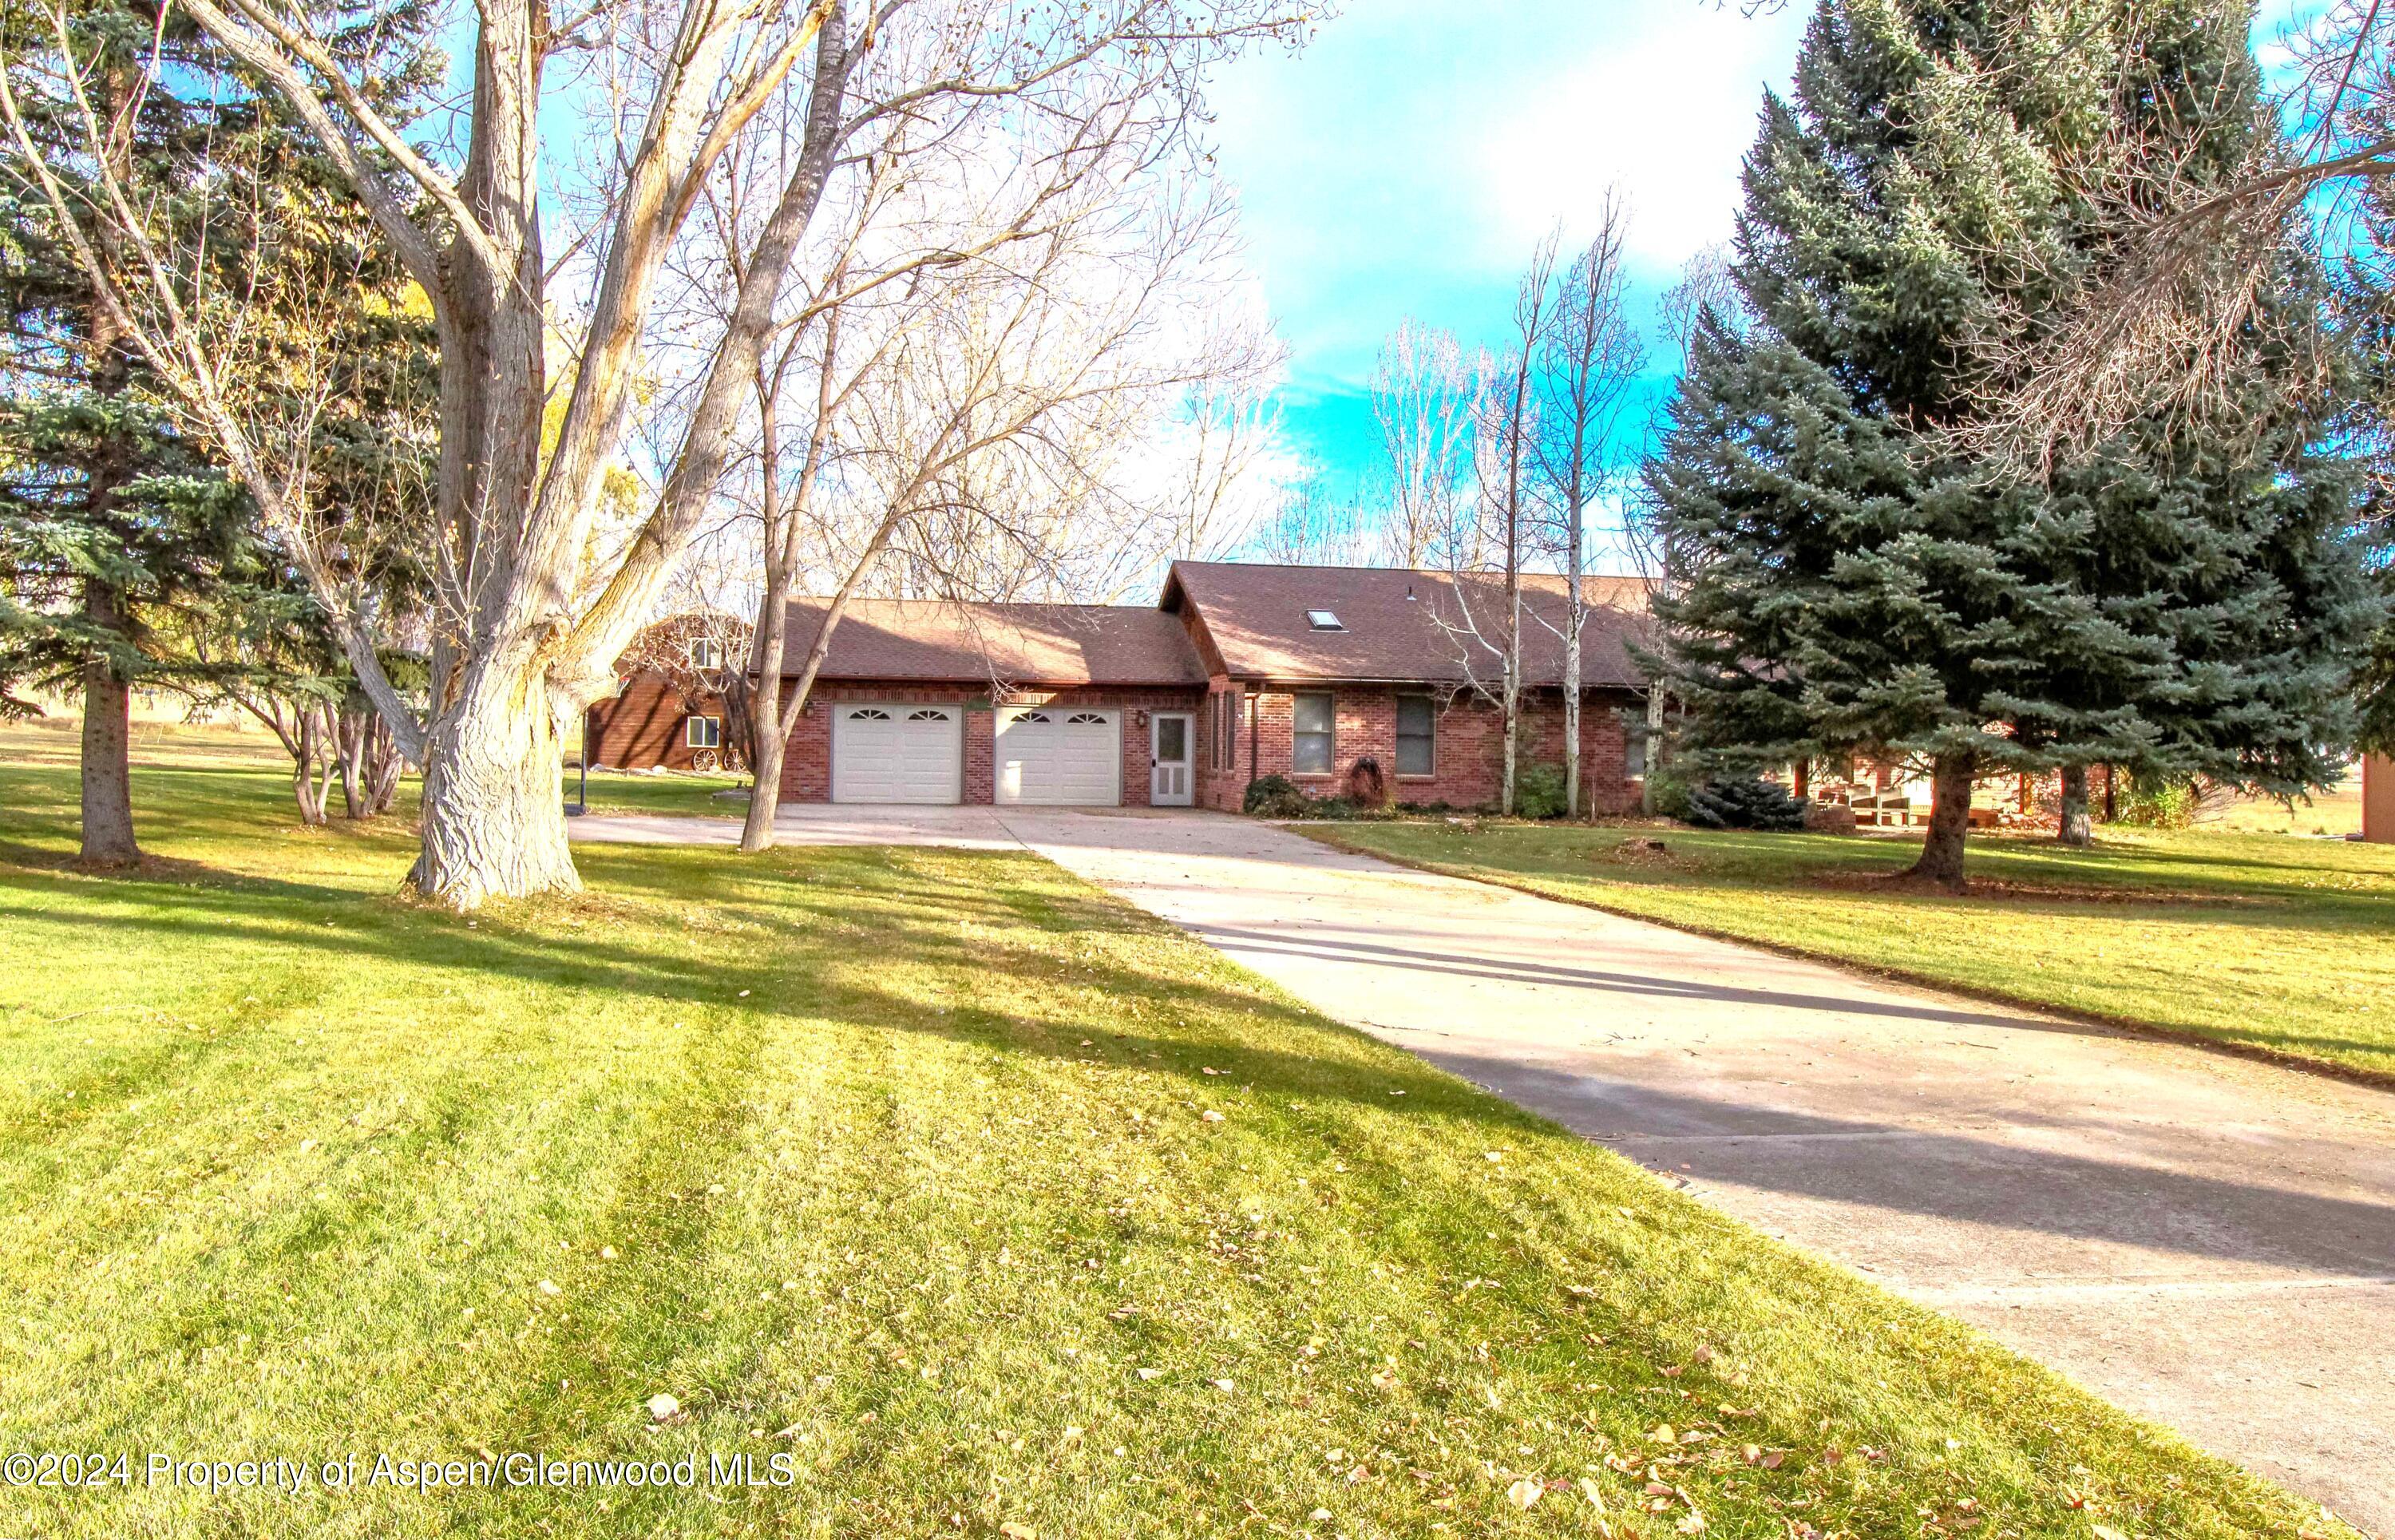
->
1643;0;2381;886
0;0;257;862
2;0;437;860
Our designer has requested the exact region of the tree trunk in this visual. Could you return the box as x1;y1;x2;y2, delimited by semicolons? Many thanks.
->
366;718;403;817
739;598;794;854
78;584;140;867
1641;688;1664;815
338;701;370;818
409;669;580;907
2057;764;2092;847
1905;752;1976;890
1563;540;1583;820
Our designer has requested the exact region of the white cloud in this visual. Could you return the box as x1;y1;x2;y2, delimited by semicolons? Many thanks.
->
1473;4;1809;271
1206;0;1807;381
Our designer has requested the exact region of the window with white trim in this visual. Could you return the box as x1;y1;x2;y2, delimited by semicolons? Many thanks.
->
907;708;951;722
1395;695;1435;777
1291;692;1334;776
686;715;722;749
849;707;891;721
688;638;723;669
1066;711;1107;725
1211;691;1237;771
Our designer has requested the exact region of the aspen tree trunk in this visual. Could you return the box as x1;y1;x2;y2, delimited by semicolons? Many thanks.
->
1563;523;1582;819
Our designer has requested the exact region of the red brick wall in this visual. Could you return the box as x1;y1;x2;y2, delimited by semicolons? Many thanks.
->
1233;684;1643;814
587;676;728;770
776;682;1205;805
1194;682;1245;812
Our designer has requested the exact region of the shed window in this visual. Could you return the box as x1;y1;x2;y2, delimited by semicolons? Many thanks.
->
686;715;722;749
1291;692;1334;776
1395;695;1435;777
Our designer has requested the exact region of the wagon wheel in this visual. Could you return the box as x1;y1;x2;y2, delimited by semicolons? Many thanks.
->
692;748;721;773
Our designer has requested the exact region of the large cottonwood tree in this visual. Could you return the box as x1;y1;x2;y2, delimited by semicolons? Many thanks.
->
2;0;1303;905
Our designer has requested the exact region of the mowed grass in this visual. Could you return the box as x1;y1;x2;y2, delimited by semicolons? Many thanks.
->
0;748;2356;1538
1308;820;2395;1083
575;766;753;818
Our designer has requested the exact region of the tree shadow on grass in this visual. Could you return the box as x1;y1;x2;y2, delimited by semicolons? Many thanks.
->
1431;1053;2395;1281
0;846;1510;1134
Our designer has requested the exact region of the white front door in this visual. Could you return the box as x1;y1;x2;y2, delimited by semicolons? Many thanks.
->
1150;712;1193;806
995;707;1121;805
831;704;963;804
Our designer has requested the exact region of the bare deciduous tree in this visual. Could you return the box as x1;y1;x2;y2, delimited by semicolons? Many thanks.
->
0;0;1306;905
1444;236;1555;817
1534;197;1642;819
1368;318;1473;568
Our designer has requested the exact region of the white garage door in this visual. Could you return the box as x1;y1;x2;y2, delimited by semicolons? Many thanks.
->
831;704;962;804
995;707;1120;806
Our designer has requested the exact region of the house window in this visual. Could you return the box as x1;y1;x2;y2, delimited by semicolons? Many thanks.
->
1625;729;1647;778
1212;691;1237;771
1306;609;1344;631
1395;695;1435;778
1291;692;1334;775
689;638;723;669
686;715;722;749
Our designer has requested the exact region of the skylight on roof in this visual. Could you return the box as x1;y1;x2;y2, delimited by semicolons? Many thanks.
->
1307;609;1344;631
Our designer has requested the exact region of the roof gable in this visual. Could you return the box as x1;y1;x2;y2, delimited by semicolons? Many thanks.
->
1162;561;1654;687
778;598;1205;687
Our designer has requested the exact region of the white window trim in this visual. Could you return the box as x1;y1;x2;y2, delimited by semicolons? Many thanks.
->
686;715;722;749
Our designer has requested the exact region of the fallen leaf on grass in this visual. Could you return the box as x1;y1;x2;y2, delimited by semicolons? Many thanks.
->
1506;1478;1543;1510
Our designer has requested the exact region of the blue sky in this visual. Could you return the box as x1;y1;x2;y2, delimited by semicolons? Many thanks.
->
1204;0;1814;494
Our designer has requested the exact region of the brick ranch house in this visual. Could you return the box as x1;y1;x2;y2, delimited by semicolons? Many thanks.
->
585;560;1657;813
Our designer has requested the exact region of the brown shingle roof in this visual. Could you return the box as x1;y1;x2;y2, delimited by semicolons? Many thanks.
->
1162;561;1655;688
778;598;1205;687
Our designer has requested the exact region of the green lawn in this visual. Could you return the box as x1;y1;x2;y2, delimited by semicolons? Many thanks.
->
576;765;752;818
1306;820;2395;1083
0;746;2356;1538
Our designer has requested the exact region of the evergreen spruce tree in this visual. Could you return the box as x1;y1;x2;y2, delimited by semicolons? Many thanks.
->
0;0;256;862
2;0;437;860
1643;0;2381;886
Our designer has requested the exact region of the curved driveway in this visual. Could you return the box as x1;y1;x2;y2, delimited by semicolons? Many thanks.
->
580;805;2395;1530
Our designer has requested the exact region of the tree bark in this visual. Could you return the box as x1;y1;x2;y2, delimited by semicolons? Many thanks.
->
337;701;370;818
739;600;794;854
2057;763;2092;847
1641;688;1664;815
77;583;140;866
1905;752;1977;890
1563;525;1582;820
408;666;579;907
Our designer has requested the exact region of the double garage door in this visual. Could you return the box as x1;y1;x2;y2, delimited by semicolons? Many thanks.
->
829;703;1119;805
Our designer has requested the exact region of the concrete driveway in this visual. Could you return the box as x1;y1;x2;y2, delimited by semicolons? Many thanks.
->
578;805;2395;1530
